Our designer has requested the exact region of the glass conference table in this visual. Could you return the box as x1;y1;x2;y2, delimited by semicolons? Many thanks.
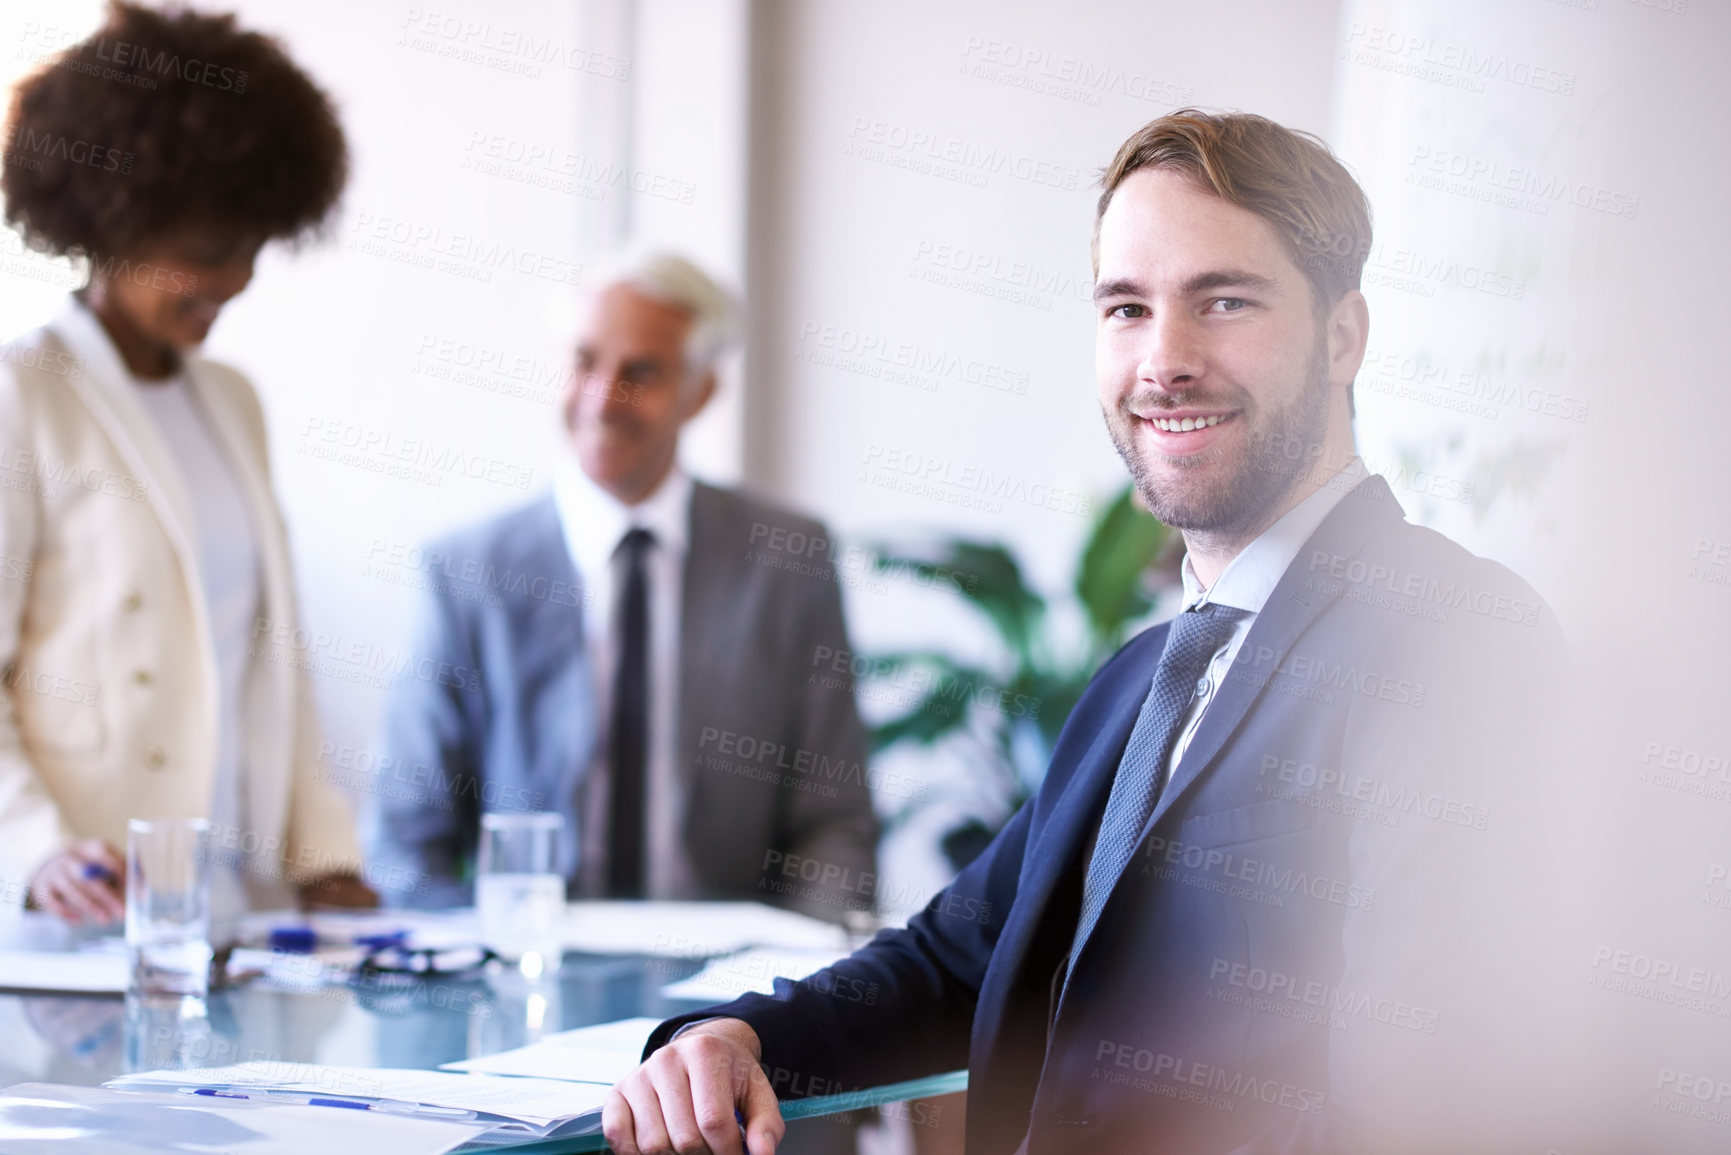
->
0;909;966;1153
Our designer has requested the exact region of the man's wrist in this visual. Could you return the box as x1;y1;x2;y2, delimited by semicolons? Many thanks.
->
676;1016;763;1062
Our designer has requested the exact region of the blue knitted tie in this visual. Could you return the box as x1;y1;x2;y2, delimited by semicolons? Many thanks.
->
1066;602;1250;981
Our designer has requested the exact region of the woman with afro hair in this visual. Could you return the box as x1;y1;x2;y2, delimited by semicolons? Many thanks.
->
0;2;376;923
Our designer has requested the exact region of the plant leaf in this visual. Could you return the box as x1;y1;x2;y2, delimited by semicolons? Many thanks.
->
862;656;999;752
1075;485;1168;648
868;541;1045;664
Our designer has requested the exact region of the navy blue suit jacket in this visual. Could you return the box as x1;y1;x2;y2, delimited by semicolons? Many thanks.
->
648;477;1564;1154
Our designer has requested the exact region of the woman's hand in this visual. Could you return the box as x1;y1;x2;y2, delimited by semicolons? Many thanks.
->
28;840;125;925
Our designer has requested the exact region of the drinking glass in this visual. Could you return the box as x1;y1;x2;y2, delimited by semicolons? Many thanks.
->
476;812;565;975
125;818;213;998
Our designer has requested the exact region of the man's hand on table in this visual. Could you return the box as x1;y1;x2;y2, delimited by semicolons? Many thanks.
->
603;1017;784;1155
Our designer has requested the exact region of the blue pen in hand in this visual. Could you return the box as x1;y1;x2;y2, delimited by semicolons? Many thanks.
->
81;863;116;884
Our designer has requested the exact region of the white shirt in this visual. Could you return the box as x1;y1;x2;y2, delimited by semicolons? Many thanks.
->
552;457;694;896
132;373;261;917
1164;458;1368;782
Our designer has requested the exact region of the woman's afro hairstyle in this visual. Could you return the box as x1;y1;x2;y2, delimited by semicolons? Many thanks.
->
2;1;347;258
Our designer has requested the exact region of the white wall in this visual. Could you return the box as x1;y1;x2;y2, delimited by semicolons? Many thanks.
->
217;0;593;761
626;0;752;480
1330;0;1619;602
1330;2;1731;1144
0;1;111;329
743;0;1341;573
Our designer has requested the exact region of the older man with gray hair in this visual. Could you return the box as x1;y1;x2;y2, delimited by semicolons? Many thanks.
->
368;250;878;918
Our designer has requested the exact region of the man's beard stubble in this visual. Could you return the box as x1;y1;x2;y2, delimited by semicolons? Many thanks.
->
1104;342;1332;540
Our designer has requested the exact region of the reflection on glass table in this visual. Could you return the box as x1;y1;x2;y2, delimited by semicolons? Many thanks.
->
0;909;966;1153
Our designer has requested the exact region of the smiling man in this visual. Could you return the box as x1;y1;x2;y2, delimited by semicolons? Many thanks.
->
368;251;877;924
1094;158;1362;587
605;112;1563;1155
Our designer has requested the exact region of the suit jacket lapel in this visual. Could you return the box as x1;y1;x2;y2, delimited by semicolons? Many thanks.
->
516;496;592;798
975;639;1154;1006
49;303;206;614
965;636;1157;1120
677;482;731;793
1145;476;1405;830
1011;657;1150;928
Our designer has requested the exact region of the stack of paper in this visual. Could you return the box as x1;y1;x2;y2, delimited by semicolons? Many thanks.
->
658;947;852;1001
539;1017;665;1052
0;948;129;995
0;1081;488;1154
442;1016;662;1084
106;1063;610;1142
561;901;847;957
437;947;856;1095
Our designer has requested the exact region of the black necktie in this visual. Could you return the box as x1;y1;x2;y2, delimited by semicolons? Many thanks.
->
608;527;653;897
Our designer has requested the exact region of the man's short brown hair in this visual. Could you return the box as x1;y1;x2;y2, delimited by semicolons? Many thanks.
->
1093;109;1373;315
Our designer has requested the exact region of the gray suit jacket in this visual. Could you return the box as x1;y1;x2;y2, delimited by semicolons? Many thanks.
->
367;482;879;919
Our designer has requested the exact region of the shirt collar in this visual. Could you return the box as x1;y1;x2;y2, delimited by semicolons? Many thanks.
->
1180;456;1369;615
553;455;693;587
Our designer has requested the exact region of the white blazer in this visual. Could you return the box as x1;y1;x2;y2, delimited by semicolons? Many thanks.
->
0;298;361;908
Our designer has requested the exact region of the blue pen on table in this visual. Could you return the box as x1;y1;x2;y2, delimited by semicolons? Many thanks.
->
266;926;408;954
184;1087;475;1119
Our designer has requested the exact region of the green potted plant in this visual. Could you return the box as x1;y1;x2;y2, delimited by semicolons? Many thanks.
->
864;485;1179;868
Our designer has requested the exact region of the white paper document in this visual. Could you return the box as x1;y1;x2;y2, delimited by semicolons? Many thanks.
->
658;947;851;1001
0;1082;487;1154
0;948;129;994
107;1063;610;1133
561;901;846;956
540;1016;663;1052
443;1043;637;1086
442;1016;661;1084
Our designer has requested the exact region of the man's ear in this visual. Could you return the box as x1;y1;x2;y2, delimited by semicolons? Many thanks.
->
681;371;717;421
1327;288;1370;391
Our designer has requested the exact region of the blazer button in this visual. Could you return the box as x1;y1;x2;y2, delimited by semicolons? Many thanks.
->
133;669;153;686
122;591;144;612
144;746;166;770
